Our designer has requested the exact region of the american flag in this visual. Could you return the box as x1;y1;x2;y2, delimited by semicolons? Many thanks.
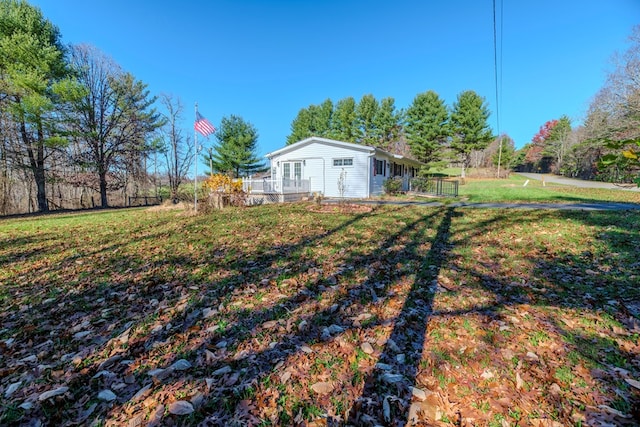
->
194;111;216;136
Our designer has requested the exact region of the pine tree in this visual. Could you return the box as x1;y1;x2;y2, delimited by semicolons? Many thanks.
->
449;90;493;178
208;115;265;178
374;97;403;150
0;0;69;211
356;94;379;145
405;90;449;167
330;97;358;142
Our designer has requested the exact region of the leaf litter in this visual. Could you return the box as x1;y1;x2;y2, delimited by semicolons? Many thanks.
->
0;205;638;425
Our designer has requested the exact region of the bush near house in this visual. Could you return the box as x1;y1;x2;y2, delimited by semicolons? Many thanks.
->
202;174;246;209
383;177;403;195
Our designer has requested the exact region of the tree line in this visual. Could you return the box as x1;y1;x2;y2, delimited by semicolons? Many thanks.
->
285;90;498;178
0;1;167;214
513;25;640;184
0;0;266;215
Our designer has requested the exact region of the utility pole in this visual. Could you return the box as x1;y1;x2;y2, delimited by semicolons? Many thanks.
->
497;135;503;178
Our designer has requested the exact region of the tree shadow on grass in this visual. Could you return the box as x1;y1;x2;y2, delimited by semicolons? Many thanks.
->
435;208;640;426
346;207;456;425
0;204;387;425
3;206;639;426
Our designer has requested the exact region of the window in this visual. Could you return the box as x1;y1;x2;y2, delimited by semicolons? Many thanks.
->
294;162;301;180
374;159;385;176
333;158;353;167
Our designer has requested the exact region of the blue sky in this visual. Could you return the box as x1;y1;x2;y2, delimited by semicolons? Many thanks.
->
31;0;639;168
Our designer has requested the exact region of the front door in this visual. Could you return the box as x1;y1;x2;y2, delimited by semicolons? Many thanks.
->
282;162;302;189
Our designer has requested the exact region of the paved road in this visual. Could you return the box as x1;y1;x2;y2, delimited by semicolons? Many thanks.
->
323;199;640;210
517;173;640;192
322;174;640;210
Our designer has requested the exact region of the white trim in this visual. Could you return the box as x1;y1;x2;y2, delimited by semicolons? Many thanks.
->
267;137;373;159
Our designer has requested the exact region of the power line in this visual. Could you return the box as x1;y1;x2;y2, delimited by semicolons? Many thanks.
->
492;0;501;135
493;0;505;177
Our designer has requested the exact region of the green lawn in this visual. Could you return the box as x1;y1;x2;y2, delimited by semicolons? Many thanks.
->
415;169;640;204
1;204;639;425
455;174;640;204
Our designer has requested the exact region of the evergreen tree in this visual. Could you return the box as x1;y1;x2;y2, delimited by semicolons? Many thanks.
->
449;90;493;178
208;115;265;178
330;97;358;141
0;0;69;212
356;94;379;145
405;90;449;167
287;107;312;144
374;97;403;150
492;135;515;170
286;99;333;144
311;99;333;137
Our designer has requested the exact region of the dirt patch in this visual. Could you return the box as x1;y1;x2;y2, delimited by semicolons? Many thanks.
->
306;202;373;214
146;201;189;212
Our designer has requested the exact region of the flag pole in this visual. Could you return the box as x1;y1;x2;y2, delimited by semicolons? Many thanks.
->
194;102;198;212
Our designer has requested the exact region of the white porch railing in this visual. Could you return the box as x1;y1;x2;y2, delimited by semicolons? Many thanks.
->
240;178;311;194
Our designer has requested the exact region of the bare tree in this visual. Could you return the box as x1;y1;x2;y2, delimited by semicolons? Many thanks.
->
157;94;193;202
59;44;163;207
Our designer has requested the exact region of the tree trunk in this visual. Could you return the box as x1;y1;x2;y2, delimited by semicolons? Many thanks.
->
21;121;49;212
99;170;109;207
34;166;48;212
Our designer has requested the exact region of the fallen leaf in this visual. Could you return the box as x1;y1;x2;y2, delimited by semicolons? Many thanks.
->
262;320;278;329
170;359;192;371
38;386;69;401
361;342;374;354
375;362;392;371
169;400;194;415
148;404;165;427
280;371;291;384
73;330;91;340
407;402;421;426
598;405;631;418
481;369;494;379
411;387;428;401
311;381;333;394
516;372;523;390
383;396;391;422
4;381;21;398
625;378;640;390
381;373;403;384
98;389;117;402
131;384;152;402
213;365;232;375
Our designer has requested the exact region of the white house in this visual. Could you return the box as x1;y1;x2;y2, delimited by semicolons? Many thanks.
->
265;137;423;198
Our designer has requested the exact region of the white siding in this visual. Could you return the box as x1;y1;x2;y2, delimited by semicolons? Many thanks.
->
269;141;371;198
324;151;369;198
267;137;422;198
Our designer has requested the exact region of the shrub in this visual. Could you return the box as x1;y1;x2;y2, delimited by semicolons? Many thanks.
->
383;177;403;195
202;174;246;209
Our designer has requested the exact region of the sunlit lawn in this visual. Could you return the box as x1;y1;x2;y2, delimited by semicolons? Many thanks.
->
454;174;640;204
0;203;638;425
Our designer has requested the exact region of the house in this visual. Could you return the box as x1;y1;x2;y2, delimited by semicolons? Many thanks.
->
264;137;423;198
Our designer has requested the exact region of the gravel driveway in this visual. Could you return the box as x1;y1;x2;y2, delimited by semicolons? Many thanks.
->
516;173;640;192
